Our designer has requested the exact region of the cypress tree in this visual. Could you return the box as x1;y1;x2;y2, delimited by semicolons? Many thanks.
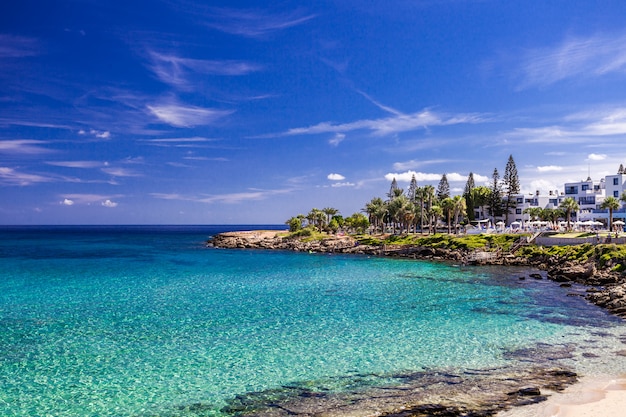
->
488;168;503;220
503;155;520;224
387;178;399;200
407;174;418;202
436;174;450;201
463;172;476;221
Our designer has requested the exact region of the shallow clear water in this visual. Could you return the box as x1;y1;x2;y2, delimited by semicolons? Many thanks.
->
0;226;625;416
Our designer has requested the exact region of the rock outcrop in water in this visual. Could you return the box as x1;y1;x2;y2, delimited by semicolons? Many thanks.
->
208;231;626;318
218;363;577;417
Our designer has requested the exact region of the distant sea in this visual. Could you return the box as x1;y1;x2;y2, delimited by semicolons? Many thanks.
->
1;225;625;416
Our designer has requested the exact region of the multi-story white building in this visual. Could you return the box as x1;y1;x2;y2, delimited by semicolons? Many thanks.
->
589;169;626;225
505;166;626;227
506;191;563;225
470;165;626;228
563;176;605;222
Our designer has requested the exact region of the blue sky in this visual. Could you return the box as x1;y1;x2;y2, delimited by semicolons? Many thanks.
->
3;1;626;224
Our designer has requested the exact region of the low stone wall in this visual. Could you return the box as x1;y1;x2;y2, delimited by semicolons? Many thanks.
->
535;237;626;246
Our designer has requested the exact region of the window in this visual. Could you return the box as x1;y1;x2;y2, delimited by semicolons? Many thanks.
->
614;178;620;185
515;209;522;214
516;197;523;204
549;199;558;205
615;191;620;198
579;197;595;205
582;184;590;191
565;186;578;194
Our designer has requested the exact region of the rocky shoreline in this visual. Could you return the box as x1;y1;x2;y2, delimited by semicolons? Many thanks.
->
208;230;626;319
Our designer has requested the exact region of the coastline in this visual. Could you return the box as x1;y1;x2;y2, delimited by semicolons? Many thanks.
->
208;230;626;318
209;230;626;416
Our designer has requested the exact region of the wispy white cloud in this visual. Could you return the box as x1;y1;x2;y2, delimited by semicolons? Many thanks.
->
506;106;626;146
102;167;142;177
0;140;52;154
77;129;110;139
327;173;345;181
328;133;345;147
151;188;292;204
355;90;404;116
150;193;185;201
147;102;233;127
60;193;122;205
279;110;485;137
198;189;292;204
183;156;229;161
519;32;626;88
203;7;317;38
580;109;626;136
392;159;452;171
0;119;73;130
147;51;261;89
166;161;193;168
140;137;218;147
0;34;39;58
46;160;103;168
330;182;355;188
0;167;52;185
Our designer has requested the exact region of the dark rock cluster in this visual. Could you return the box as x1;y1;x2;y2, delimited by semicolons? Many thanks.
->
218;365;577;417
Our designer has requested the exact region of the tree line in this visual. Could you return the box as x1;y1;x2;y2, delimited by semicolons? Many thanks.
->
287;155;626;235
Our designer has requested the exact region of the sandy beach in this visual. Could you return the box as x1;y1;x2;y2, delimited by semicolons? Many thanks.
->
498;376;626;417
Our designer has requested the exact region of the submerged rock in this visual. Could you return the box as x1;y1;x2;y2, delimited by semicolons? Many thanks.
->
219;365;577;417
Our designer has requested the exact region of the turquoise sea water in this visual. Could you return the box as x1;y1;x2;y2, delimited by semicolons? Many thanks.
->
1;225;625;416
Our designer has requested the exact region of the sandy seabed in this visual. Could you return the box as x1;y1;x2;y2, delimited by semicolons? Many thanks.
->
498;376;626;417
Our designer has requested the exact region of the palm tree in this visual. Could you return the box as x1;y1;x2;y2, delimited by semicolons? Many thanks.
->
544;208;564;229
363;197;387;234
388;195;412;233
423;185;436;234
440;198;455;234
559;197;579;231
452;195;467;234
322;207;339;227
472;185;491;222
307;208;326;232
601;196;621;231
430;205;443;233
400;197;416;233
415;186;427;233
523;207;542;222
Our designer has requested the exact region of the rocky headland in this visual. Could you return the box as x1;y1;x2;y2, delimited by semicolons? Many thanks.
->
208;230;626;319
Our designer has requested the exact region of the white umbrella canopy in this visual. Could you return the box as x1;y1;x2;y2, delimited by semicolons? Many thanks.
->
614;220;625;225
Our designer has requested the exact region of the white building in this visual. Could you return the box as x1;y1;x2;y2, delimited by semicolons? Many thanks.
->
470;165;626;228
563;176;605;222
589;169;626;225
